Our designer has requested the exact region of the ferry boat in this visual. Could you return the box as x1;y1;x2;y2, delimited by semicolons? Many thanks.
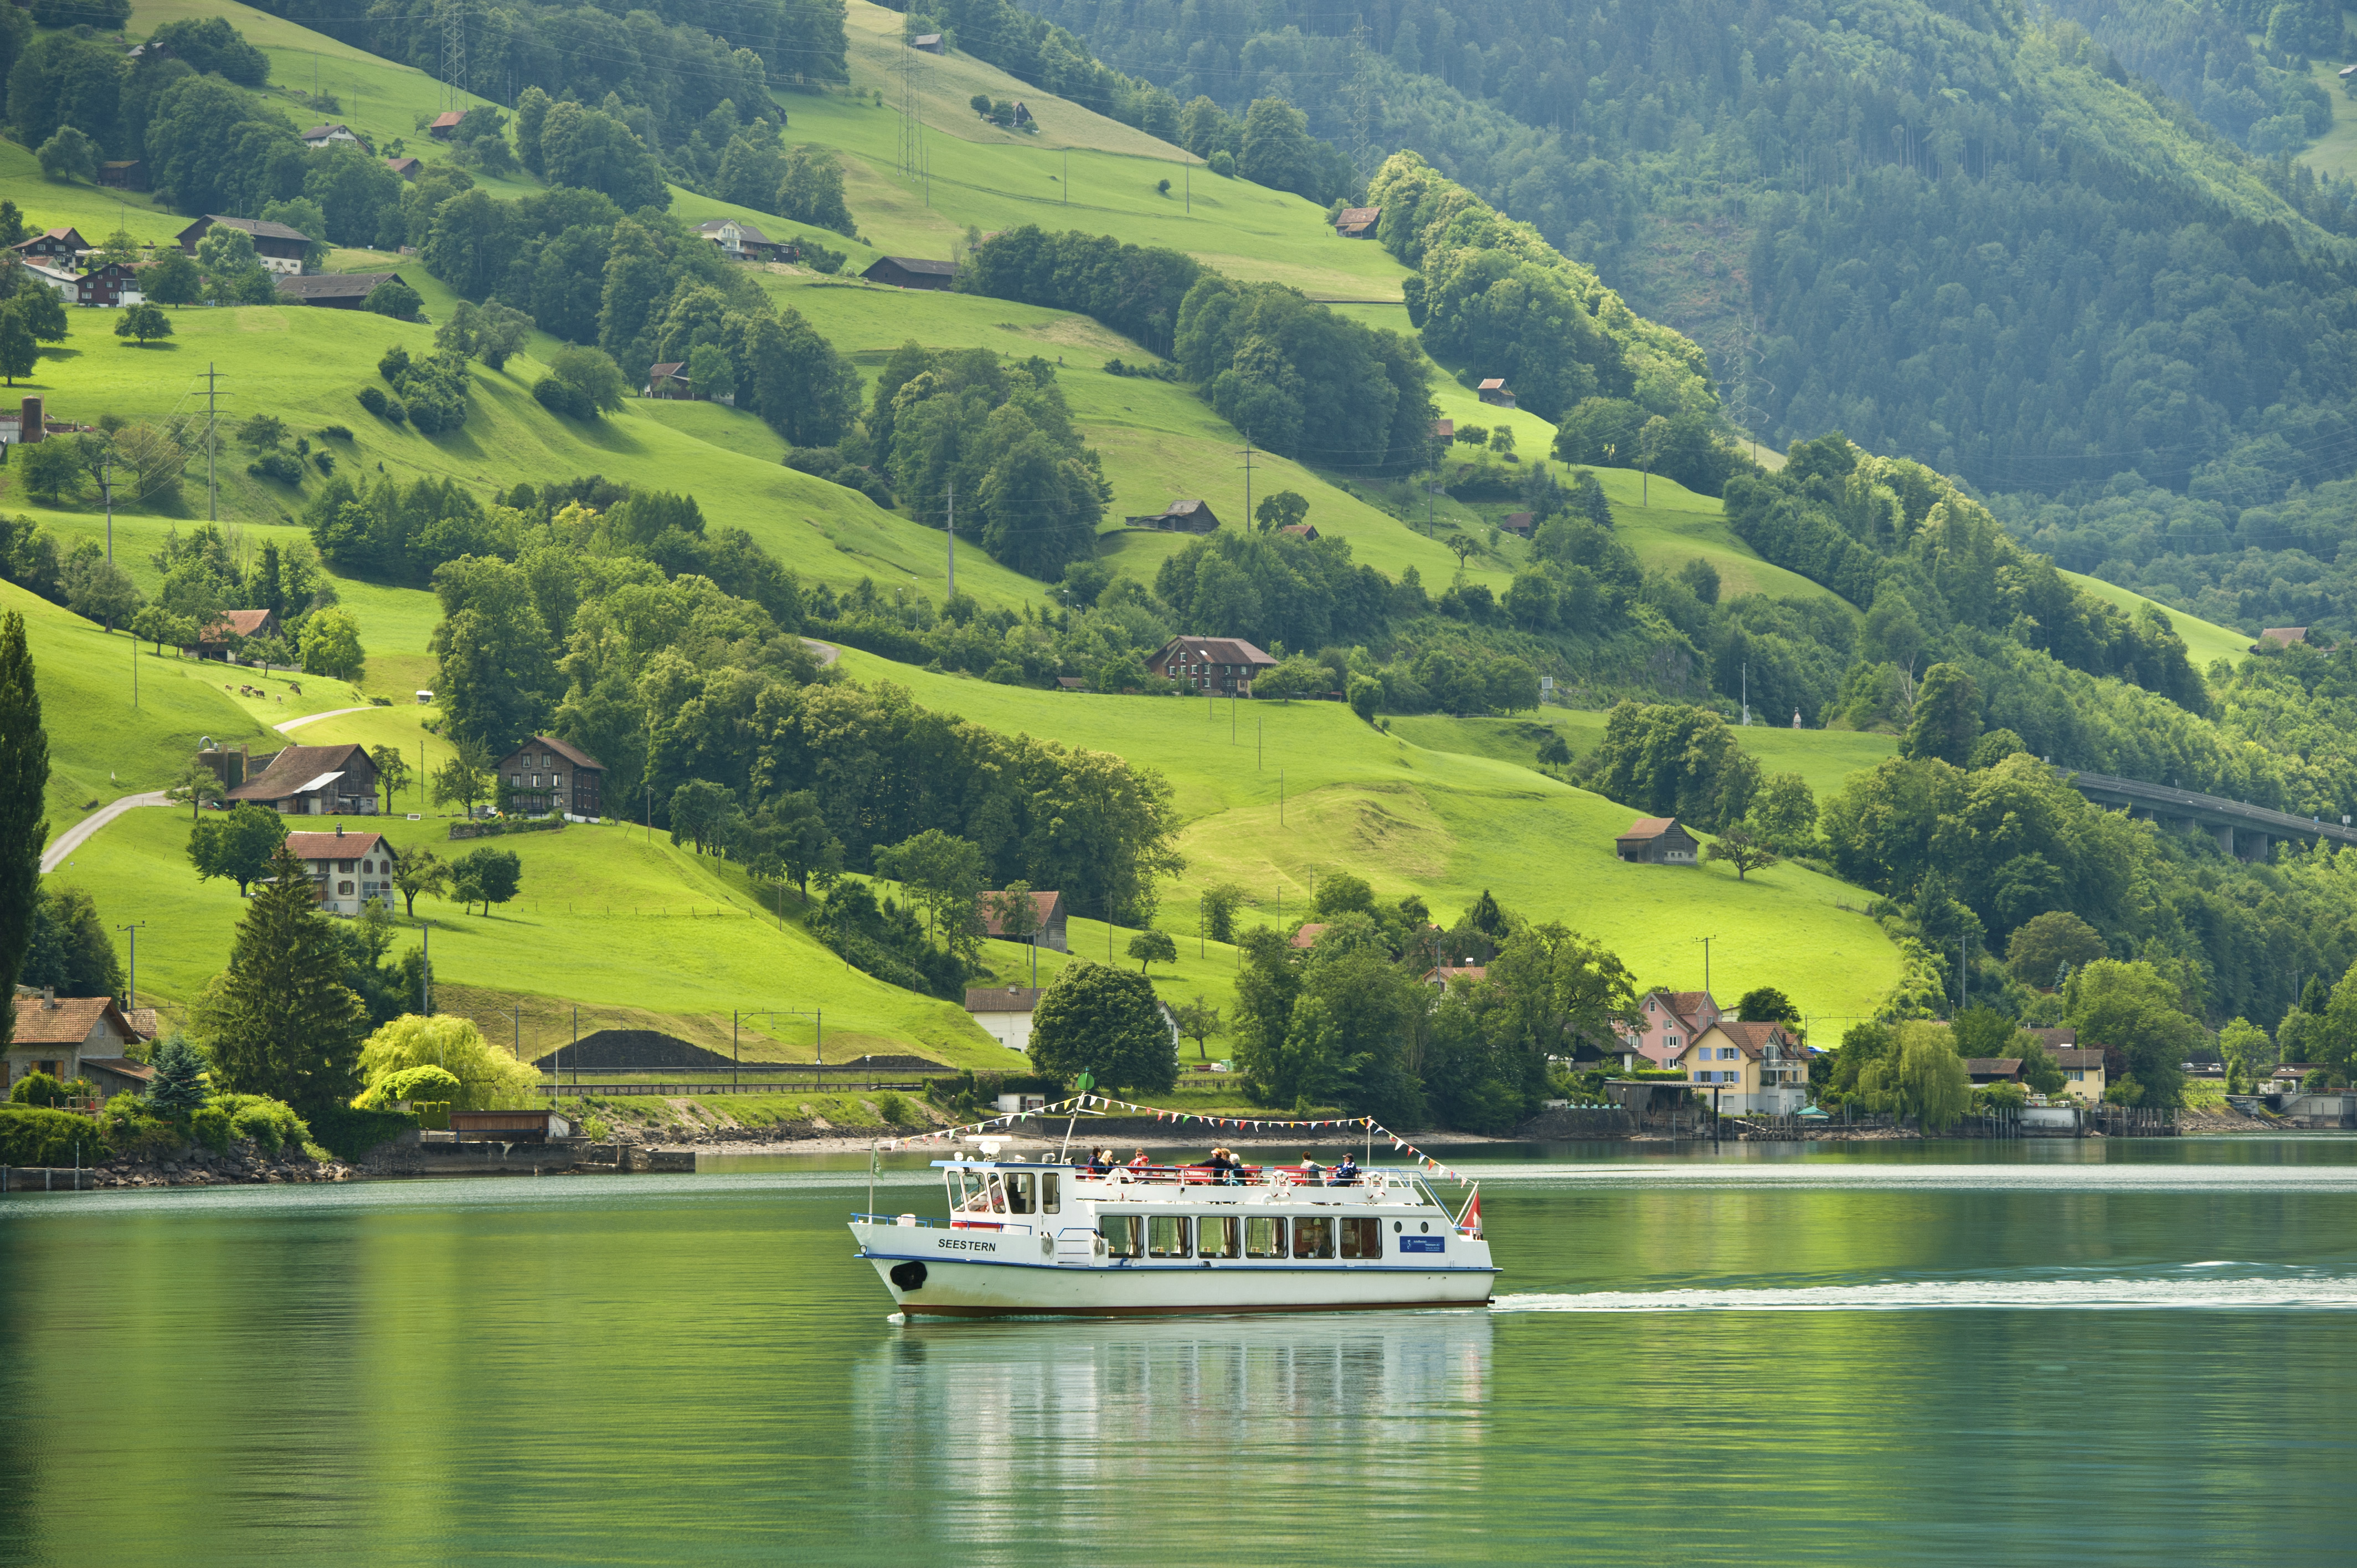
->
851;1142;1497;1317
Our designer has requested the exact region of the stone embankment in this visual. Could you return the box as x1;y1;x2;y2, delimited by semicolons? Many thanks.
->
7;1142;357;1190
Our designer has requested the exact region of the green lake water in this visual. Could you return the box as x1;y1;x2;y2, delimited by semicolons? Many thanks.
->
5;1138;2356;1566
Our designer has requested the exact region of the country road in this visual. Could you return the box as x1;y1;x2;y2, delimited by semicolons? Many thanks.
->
42;792;169;874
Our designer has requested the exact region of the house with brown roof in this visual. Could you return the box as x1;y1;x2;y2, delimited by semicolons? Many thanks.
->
1276;522;1319;541
862;255;956;290
1432;417;1453;441
98;160;145;190
2024;1028;2106;1099
1615;817;1699;865
1618;988;1721;1066
6;990;145;1097
1127;498;1223;533
11;228;87;264
176;215;313;275
282;824;401;915
1476;377;1516;409
190;607;279;659
1663;1019;1808;1113
1424;964;1488;989
226;742;381;817
1334;205;1381;238
385;156;422;180
977;889;1068;952
1501;511;1535;536
1965;1058;2024;1086
426;110;466;140
1146;635;1278;695
2256;627;2309;651
965;986;1043;1051
493;736;605;819
1289;923;1327;950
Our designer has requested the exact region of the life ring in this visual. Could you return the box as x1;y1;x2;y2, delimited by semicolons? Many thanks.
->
1041;1234;1054;1258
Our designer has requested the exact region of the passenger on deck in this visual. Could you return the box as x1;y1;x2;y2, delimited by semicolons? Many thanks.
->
1129;1148;1152;1171
1089;1147;1113;1175
1330;1152;1360;1186
1207;1146;1241;1184
1298;1153;1323;1184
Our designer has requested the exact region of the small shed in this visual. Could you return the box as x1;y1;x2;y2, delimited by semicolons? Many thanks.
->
1477;378;1516;409
911;32;943;50
2256;627;2308;651
1431;417;1454;441
1965;1058;2024;1086
384;156;422;180
1501;511;1535;536
1126;498;1221;533
1615;817;1698;865
1055;675;1087;689
644;362;692;399
450;1110;574;1143
427;110;466;140
1424;964;1488;989
1276;522;1319;541
98;161;145;190
1334;205;1381;239
862;255;956;290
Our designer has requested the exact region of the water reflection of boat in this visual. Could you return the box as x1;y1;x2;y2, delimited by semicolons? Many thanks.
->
851;1313;1494;1530
850;1144;1497;1318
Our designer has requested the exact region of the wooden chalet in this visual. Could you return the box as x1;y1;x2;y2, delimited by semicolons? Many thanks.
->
276;272;402;310
1334;205;1381;238
177;215;311;274
1146;635;1277;695
1615;816;1698;865
227;742;382;817
1126;498;1221;533
862;255;956;290
1477;377;1516;409
493;735;606;819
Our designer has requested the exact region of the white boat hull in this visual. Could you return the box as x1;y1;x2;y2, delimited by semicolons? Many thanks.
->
852;1220;1497;1318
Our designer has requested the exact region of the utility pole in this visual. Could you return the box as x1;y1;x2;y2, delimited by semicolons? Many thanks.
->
100;448;114;562
1741;661;1749;727
115;922;144;1008
1695;933;1716;997
945;479;955;599
1063;147;1068;204
421;921;433;1014
130;627;136;710
203;362;221;521
1239;431;1257;529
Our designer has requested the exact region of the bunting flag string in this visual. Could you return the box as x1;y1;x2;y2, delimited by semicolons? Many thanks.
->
879;1090;1480;1186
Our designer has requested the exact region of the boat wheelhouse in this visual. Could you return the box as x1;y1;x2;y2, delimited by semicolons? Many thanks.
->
851;1145;1496;1318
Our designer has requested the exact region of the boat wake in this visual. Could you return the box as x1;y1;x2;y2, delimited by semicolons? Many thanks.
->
1493;1271;2357;1312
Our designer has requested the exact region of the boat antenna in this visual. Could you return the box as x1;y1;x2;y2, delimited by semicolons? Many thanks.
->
868;1138;879;1222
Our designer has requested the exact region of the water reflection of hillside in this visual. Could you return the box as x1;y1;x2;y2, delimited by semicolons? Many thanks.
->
852;1314;1492;1552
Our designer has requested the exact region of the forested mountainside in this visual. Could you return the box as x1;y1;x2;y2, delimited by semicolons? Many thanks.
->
995;0;2357;575
2044;0;2334;154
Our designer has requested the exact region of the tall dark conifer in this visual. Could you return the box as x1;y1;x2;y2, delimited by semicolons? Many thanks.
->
192;842;368;1112
0;609;47;1051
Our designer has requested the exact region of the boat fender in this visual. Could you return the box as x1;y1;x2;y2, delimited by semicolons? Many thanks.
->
1041;1235;1054;1258
889;1260;929;1292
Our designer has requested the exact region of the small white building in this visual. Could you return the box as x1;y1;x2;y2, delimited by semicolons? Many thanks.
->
282;825;401;916
301;122;361;149
965;986;1042;1051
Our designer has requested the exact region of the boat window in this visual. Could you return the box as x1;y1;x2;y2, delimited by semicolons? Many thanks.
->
1005;1172;1035;1214
1292;1215;1335;1259
1339;1218;1381;1259
1245;1216;1286;1258
1102;1214;1143;1258
1198;1215;1241;1258
1042;1173;1059;1214
1146;1214;1192;1258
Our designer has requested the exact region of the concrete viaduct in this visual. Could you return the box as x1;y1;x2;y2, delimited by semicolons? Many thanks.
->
2058;768;2357;861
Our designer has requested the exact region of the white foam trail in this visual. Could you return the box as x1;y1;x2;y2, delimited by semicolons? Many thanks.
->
1494;1276;2357;1312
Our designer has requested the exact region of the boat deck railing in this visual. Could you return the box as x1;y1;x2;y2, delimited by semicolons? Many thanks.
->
938;1159;1405;1192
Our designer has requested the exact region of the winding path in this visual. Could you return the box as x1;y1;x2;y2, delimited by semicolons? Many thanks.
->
801;638;841;668
276;705;377;734
42;792;170;874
